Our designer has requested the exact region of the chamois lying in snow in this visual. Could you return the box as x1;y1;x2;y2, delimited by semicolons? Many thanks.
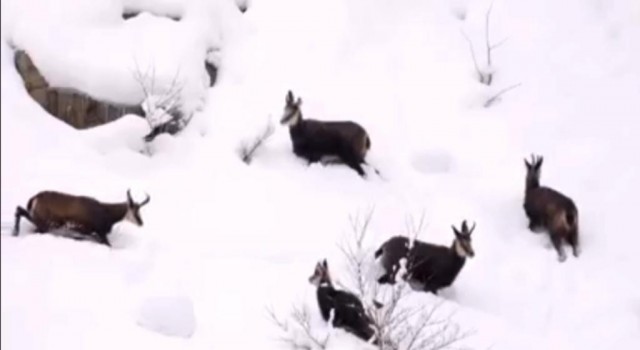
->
523;154;580;262
374;221;476;295
308;259;379;345
280;90;375;178
13;189;150;247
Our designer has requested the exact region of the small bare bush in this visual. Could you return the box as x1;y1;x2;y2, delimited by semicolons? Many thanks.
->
238;117;275;164
461;2;521;108
266;304;329;350
131;60;193;144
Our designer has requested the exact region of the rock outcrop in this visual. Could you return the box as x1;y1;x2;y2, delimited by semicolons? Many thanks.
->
14;50;145;129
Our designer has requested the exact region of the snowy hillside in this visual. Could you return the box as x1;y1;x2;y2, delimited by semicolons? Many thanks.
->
1;0;639;349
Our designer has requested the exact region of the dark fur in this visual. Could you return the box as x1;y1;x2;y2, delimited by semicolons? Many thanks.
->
375;221;476;295
13;190;150;247
309;260;378;345
374;235;410;284
523;154;580;262
281;90;372;178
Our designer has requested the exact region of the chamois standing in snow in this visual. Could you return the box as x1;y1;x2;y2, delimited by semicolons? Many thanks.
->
308;259;379;345
13;189;150;247
523;154;580;262
280;90;375;178
375;221;476;295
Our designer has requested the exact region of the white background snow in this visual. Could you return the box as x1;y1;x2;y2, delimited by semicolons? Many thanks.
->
1;0;639;349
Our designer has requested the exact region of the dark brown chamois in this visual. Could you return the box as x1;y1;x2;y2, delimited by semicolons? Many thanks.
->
280;90;377;178
394;221;475;295
13;189;150;247
524;154;580;262
308;259;379;345
374;235;411;284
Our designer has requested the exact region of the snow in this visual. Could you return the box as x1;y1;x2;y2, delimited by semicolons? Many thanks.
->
137;295;196;338
2;0;640;349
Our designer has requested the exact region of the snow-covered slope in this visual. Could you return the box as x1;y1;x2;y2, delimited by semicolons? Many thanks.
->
2;0;639;349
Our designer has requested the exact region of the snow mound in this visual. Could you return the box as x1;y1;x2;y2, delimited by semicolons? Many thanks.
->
136;295;197;338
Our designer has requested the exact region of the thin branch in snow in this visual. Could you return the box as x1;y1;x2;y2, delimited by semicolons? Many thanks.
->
462;1;508;86
484;1;494;69
461;30;485;84
266;305;328;350
131;58;192;144
239;117;276;164
483;83;522;108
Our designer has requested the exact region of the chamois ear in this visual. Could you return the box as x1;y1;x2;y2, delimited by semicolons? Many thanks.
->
524;158;532;169
535;156;544;170
286;90;294;104
126;189;134;206
451;225;461;236
322;259;328;269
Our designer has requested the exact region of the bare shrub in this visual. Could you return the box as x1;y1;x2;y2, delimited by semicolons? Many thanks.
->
238;117;275;164
266;304;329;350
131;60;193;143
461;2;521;108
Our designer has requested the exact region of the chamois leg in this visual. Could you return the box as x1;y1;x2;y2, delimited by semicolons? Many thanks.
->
96;232;112;247
550;234;567;262
567;230;580;258
377;273;395;284
342;155;366;178
13;206;41;236
13;206;29;236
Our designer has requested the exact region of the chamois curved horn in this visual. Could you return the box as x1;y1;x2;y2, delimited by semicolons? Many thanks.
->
126;189;133;205
139;193;151;206
461;220;468;232
468;221;477;234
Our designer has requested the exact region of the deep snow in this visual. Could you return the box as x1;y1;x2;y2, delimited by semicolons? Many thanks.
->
2;0;640;349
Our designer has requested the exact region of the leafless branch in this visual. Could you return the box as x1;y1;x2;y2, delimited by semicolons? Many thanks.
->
461;30;486;85
239;117;276;164
130;59;192;143
404;211;427;243
485;2;494;69
266;305;328;350
483;83;522;108
462;1;509;86
337;206;376;299
490;38;508;51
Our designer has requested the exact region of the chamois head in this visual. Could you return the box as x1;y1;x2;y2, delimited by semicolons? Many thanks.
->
280;90;303;126
308;259;332;287
524;154;544;190
124;189;150;226
452;220;476;258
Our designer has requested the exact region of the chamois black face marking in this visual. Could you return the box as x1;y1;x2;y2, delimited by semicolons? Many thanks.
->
125;189;150;226
308;259;331;286
280;90;302;126
452;220;476;258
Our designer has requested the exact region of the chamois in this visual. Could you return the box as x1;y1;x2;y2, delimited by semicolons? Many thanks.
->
280;90;374;178
308;259;378;345
375;221;476;295
13;189;150;247
523;154;580;262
